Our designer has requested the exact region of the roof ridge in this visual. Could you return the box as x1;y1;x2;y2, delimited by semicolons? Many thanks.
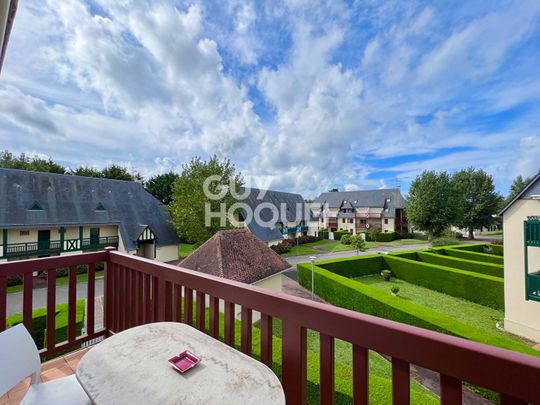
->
0;167;142;185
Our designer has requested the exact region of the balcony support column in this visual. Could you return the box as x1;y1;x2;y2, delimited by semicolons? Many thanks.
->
60;226;65;250
79;226;83;250
2;229;6;257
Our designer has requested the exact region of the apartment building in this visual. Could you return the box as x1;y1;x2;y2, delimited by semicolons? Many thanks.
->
311;188;408;234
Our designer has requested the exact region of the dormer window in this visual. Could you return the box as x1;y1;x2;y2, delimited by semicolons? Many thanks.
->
29;201;43;211
386;198;391;203
95;202;106;211
343;200;348;204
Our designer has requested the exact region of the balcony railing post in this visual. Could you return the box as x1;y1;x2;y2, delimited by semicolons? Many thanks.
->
104;247;116;335
281;321;307;404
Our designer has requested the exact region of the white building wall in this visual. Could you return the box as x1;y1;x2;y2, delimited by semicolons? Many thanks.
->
503;199;540;342
155;244;180;262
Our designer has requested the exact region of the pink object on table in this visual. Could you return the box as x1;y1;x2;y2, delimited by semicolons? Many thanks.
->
168;351;201;373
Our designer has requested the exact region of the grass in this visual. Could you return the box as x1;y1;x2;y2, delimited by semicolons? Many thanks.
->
7;271;105;294
281;245;320;257
179;243;196;258
6;299;85;351
353;275;528;345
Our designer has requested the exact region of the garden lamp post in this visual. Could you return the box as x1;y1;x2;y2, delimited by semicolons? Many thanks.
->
309;256;317;299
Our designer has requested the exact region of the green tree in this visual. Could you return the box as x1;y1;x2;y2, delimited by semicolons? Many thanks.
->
145;172;179;205
73;166;104;178
452;168;502;239
169;155;243;245
350;234;366;255
406;171;462;241
101;164;136;181
0;150;65;173
506;175;532;204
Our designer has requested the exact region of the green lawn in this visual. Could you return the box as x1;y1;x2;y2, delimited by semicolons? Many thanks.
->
281;245;320;257
7;271;105;294
353;275;528;345
179;243;196;258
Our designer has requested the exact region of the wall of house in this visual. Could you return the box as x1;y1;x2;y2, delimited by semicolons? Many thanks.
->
155;244;179;262
382;218;395;233
503;199;540;342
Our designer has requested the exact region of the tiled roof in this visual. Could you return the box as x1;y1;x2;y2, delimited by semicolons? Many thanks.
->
0;168;180;250
240;187;310;242
179;228;290;284
313;188;407;218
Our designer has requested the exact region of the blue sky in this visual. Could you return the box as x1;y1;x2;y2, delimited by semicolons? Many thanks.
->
1;0;539;198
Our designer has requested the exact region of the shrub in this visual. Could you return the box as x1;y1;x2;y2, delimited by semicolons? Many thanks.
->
489;244;504;256
431;237;460;247
417;251;503;278
297;263;538;358
383;255;504;309
333;230;352;241
397;232;415;239
340;234;352;245
377;232;397;242
365;228;381;242
7;275;23;287
381;270;392;281
316;254;384;278
295;235;321;245
391;286;400;295
439;248;504;265
351;235;367;252
271;242;291;254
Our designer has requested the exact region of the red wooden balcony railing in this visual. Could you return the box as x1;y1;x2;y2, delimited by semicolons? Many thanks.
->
1;248;540;404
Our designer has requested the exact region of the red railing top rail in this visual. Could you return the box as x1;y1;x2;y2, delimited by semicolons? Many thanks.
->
108;250;540;403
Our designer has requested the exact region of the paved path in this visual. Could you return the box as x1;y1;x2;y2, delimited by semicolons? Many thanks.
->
7;278;104;316
284;243;431;268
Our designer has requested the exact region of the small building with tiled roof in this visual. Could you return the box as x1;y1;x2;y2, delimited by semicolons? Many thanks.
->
179;228;290;286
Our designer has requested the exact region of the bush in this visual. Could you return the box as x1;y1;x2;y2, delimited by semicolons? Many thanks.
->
383;255;504;309
438;248;504;265
316;254;384;278
381;270;392;281
431;237;460;247
340;234;352;245
365;228;381;242
397;232;415;239
297;263;538;358
7;275;23;287
391;286;400;295
333;230;352;241
414;232;429;240
377;232;397;242
295;235;321;245
318;230;330;239
271;242;291;254
417;251;503;278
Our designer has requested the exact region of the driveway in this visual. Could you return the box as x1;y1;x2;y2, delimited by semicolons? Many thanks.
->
7;278;104;316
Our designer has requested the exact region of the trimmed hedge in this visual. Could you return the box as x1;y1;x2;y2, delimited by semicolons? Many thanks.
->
297;263;539;358
315;254;384;278
438;248;504;265
382;255;504;309
450;243;488;253
333;230;353;241
490;244;504;256
416;251;504;278
377;231;398;242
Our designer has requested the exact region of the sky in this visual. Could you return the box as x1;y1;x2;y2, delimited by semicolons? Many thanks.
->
1;0;539;198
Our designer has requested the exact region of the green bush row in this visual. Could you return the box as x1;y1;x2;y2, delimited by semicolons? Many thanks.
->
332;230;352;240
315;254;385;278
449;243;488;253
297;263;539;358
382;255;504;309
434;248;504;265
451;243;505;257
416;251;504;278
376;231;398;242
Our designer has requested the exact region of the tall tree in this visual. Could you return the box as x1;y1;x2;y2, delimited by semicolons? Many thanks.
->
145;172;179;205
0;150;65;173
406;171;462;241
506;175;532;204
73;166;104;178
169;156;243;245
452;168;502;239
100;164;136;181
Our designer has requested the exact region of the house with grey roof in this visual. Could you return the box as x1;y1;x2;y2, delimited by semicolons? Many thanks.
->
498;171;540;341
236;188;312;245
312;188;408;234
0;168;179;262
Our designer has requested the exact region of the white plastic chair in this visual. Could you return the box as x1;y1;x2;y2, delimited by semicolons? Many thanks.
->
0;324;91;404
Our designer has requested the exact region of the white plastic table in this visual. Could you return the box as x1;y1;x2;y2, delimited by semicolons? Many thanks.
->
76;322;285;405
